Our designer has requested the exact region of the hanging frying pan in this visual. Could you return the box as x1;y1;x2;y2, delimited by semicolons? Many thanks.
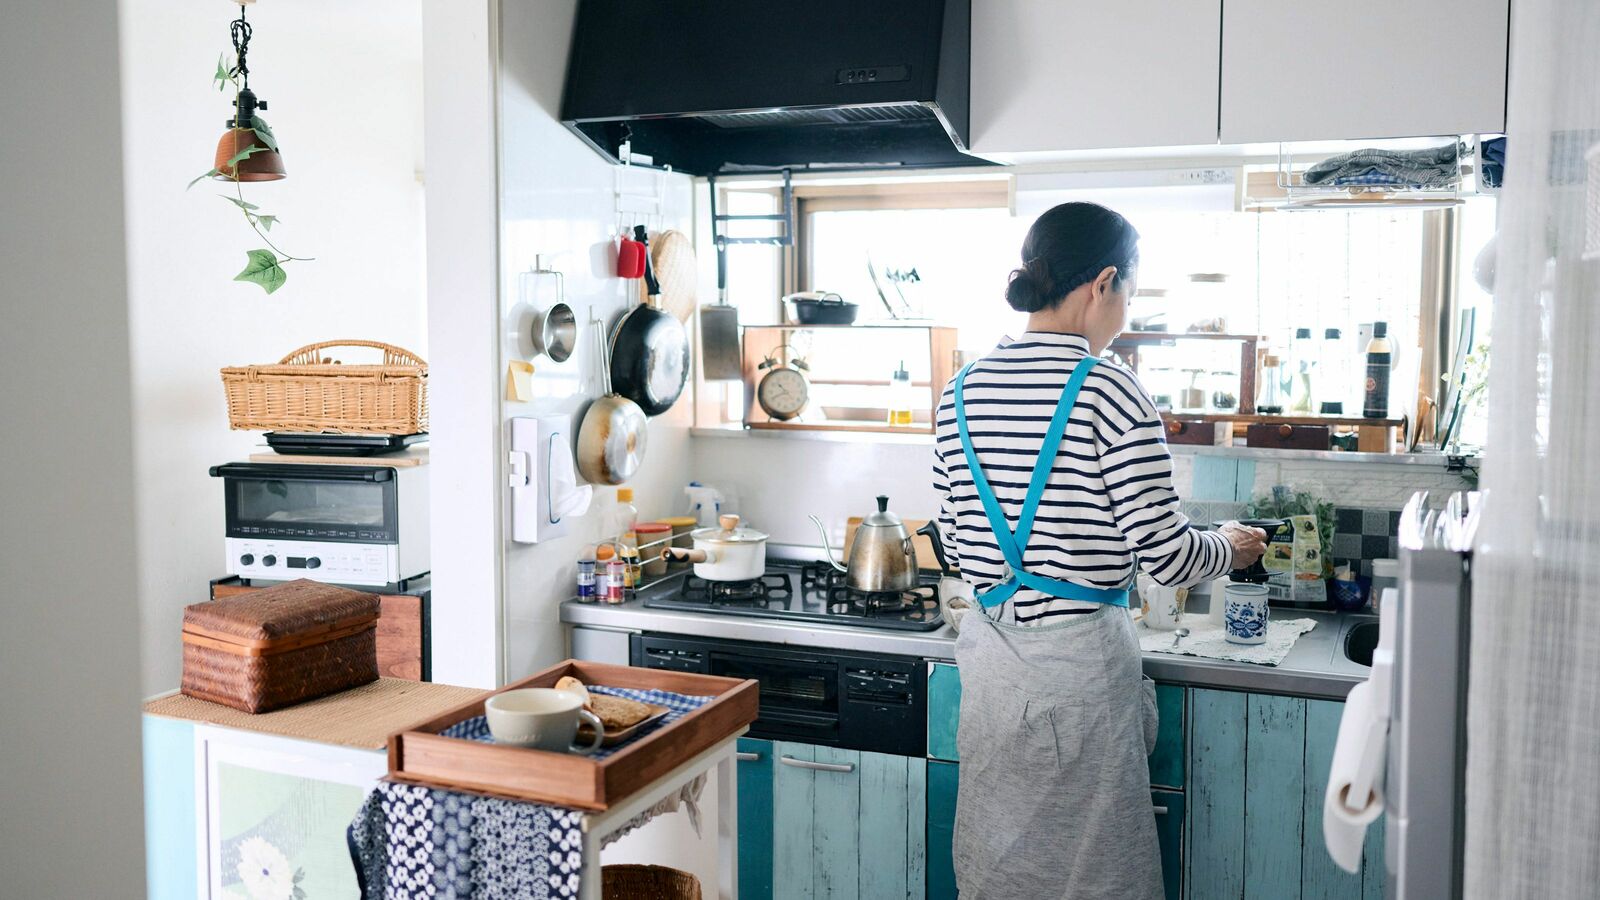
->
577;321;648;485
610;225;690;416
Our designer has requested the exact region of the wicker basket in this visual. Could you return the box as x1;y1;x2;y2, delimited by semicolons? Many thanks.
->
601;865;702;900
221;340;428;434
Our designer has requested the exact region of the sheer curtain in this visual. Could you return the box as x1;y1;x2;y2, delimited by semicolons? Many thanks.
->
1468;0;1600;895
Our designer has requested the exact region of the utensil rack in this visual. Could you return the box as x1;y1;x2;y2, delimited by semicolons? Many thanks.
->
1272;137;1470;209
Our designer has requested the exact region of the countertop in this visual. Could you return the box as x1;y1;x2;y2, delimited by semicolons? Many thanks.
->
560;576;1373;701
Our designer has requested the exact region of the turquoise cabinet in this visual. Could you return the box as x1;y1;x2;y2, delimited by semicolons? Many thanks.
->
771;742;927;899
1187;689;1386;899
1151;683;1186;789
1153;790;1185;900
927;663;962;762
926;761;958;900
737;737;776;900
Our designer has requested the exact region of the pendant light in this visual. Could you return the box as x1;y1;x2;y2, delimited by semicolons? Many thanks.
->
213;1;285;182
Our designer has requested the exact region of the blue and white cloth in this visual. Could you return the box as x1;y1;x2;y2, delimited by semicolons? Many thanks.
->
347;686;715;898
439;686;713;761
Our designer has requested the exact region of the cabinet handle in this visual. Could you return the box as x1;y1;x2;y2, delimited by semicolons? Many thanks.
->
736;751;761;762
1153;805;1170;816
779;755;854;774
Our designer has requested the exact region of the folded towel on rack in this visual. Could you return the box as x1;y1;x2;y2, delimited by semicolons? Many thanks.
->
1303;144;1462;188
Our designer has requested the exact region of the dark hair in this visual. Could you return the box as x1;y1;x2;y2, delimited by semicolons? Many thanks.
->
1005;202;1140;313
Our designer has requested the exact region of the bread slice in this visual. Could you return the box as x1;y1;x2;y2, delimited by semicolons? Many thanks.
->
589;694;654;730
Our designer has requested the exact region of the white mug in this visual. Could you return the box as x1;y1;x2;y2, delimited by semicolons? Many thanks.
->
1223;583;1271;645
1137;574;1186;631
485;688;605;753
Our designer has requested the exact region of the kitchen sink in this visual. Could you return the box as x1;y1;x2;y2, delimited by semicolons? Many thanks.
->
1343;621;1380;667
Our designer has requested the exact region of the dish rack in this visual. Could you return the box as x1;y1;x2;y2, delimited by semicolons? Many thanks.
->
1273;138;1472;209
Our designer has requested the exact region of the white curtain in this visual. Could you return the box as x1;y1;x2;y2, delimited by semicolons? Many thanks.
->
1468;0;1600;896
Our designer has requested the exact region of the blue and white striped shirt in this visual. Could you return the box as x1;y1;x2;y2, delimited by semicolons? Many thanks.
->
932;332;1233;624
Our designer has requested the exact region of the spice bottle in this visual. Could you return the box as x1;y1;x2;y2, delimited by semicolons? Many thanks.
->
1363;321;1392;418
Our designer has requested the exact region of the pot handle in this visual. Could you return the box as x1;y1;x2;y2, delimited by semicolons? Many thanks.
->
663;547;709;564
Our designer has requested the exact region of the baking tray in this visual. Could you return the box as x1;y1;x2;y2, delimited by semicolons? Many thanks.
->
387;660;757;810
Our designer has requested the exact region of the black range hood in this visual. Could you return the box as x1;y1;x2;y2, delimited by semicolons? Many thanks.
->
559;0;989;176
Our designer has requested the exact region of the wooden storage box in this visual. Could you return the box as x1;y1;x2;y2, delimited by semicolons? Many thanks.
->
210;575;430;681
1247;422;1333;450
1165;419;1233;446
389;660;758;811
181;579;380;713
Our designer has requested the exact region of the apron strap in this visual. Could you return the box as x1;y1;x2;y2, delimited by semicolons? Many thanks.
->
954;357;1131;611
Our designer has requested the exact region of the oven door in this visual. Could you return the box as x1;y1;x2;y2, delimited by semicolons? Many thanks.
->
631;633;842;745
211;463;398;543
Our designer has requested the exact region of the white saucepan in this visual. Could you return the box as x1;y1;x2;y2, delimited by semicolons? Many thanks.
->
661;514;767;581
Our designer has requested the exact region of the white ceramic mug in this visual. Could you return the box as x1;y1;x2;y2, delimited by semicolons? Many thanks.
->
1223;583;1271;645
484;688;605;753
1137;574;1186;631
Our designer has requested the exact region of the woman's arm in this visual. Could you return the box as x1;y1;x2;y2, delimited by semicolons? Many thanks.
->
1100;419;1235;588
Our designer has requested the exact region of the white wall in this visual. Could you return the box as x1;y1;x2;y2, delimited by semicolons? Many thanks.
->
0;2;146;894
119;0;426;693
497;0;695;678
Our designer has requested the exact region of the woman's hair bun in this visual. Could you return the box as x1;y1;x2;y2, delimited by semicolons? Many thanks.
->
1005;265;1050;313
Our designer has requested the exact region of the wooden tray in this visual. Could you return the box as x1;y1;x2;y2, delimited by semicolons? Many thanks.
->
388;660;757;810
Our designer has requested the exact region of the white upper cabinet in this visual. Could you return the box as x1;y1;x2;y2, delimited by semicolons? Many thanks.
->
969;0;1224;156
1219;0;1508;144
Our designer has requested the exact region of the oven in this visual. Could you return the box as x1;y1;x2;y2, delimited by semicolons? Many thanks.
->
209;462;429;587
630;632;925;757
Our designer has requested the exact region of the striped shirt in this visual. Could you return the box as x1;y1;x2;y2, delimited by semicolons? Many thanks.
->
932;332;1234;625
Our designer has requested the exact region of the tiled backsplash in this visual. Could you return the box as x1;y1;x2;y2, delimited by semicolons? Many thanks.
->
1185;500;1401;578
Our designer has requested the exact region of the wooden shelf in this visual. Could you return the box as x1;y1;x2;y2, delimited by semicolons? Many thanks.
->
747;420;933;436
1162;412;1404;427
1115;331;1266;342
742;322;951;331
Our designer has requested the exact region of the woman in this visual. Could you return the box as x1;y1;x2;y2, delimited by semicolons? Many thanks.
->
932;202;1268;898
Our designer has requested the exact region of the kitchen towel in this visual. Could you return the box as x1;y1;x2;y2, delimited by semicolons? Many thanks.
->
1302;143;1461;187
348;779;586;899
439;686;712;760
1137;617;1317;666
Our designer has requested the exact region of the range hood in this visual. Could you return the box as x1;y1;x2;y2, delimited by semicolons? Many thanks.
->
559;0;987;176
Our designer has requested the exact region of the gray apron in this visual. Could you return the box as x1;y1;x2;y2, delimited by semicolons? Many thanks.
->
949;357;1164;898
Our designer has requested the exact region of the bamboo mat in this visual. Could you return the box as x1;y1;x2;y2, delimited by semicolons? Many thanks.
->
143;678;484;749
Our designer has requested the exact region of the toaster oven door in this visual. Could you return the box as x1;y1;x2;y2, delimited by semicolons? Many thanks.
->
212;463;399;543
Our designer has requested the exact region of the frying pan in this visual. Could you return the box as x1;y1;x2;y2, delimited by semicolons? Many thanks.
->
577;321;648;485
610;226;690;416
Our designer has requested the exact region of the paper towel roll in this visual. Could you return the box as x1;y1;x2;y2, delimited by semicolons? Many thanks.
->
1323;679;1388;873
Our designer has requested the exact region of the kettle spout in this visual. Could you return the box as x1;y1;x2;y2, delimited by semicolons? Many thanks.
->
807;515;849;573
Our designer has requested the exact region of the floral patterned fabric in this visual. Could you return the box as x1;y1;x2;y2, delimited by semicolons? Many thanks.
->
347;781;584;899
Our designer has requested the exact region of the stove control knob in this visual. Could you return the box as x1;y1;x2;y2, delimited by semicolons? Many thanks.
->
239;553;255;566
263;554;277;567
306;557;321;569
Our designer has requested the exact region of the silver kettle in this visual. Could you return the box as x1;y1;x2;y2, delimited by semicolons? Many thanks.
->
809;495;919;593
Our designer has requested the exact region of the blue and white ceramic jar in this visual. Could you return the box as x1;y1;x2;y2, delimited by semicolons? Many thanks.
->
1223;583;1271;644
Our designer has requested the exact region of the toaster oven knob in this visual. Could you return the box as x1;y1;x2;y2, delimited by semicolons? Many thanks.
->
262;554;277;567
239;553;255;566
306;557;321;569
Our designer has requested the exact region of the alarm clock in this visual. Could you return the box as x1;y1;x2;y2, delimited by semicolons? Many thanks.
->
756;347;810;421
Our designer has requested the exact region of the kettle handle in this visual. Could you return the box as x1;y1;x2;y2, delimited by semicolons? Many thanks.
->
917;520;954;577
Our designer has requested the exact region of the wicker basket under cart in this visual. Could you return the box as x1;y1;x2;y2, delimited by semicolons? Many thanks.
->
220;340;428;434
602;865;702;900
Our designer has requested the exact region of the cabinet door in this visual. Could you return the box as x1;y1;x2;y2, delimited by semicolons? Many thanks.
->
772;743;926;899
926;761;959;900
1152;790;1184;900
1150;682;1186;790
737;737;775;900
1219;0;1508;143
970;0;1222;155
927;662;962;762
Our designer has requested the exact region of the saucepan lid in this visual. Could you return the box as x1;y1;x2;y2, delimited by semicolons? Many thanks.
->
692;514;768;544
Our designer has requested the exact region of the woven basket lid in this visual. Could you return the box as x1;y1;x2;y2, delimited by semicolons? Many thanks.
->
183;579;379;650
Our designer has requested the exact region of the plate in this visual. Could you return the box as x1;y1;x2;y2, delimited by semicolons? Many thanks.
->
576;701;671;747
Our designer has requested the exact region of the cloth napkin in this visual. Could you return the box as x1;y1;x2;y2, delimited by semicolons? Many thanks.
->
1138;618;1317;666
347;686;714;898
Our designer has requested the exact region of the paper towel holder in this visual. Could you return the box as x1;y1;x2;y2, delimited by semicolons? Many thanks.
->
509;415;591;543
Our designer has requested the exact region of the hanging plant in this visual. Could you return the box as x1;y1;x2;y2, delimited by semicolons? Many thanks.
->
187;5;310;294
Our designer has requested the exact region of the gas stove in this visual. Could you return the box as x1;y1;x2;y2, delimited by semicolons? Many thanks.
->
643;559;944;632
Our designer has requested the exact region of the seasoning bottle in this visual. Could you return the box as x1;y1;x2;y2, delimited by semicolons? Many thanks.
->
1363;321;1392;418
576;545;598;602
887;361;914;426
1289;327;1315;413
610;488;638;543
1317;328;1346;415
599;544;625;604
620;531;641;598
1256;354;1285;414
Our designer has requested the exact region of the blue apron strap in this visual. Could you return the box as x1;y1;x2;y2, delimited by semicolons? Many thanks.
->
954;357;1131;611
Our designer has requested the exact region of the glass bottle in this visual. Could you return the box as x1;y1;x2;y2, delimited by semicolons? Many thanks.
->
1316;328;1348;415
1180;369;1206;412
610;488;638;543
1256;354;1286;414
1363;321;1393;418
1289;327;1315;413
887;361;914;426
1209;371;1239;411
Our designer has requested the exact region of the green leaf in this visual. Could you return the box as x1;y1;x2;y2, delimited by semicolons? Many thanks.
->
256;214;278;231
221;195;260;211
187;168;221;190
234;249;287;294
213;54;231;91
250;116;279;152
224;144;264;169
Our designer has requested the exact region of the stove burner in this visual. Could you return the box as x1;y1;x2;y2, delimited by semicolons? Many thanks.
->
682;573;793;605
825;584;936;617
800;561;848;592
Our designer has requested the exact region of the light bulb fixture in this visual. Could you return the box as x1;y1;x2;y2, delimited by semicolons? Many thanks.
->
213;1;285;182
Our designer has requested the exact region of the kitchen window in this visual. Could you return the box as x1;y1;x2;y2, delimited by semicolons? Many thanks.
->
709;171;1494;450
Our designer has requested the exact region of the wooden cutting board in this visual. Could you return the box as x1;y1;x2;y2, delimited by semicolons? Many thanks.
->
844;517;943;571
247;446;429;467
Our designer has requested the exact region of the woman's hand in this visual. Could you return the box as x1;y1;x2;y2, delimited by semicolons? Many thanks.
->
1220;521;1269;569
